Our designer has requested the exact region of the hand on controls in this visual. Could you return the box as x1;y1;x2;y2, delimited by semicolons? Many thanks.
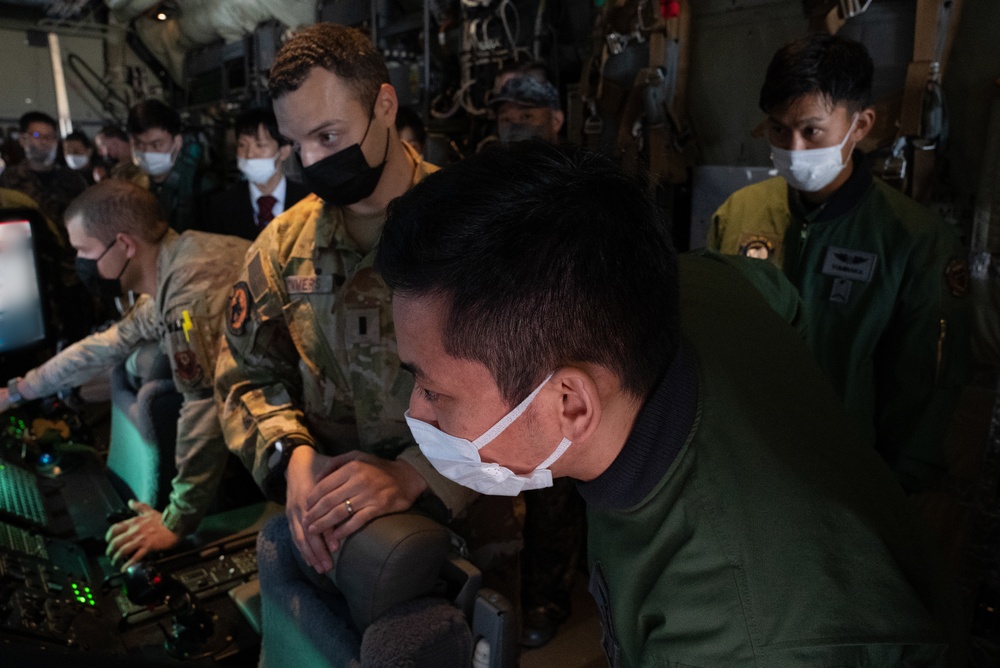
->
105;499;182;571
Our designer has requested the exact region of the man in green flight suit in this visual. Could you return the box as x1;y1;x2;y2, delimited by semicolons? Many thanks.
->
708;33;971;493
214;23;519;666
375;141;960;667
0;179;248;569
116;100;218;232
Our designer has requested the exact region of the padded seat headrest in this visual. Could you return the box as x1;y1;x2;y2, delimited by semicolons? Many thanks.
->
333;512;452;630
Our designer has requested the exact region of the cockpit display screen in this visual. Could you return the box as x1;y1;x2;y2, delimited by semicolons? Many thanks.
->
0;219;46;353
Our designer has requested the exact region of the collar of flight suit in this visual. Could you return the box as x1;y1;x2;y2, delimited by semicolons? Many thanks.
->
576;339;699;512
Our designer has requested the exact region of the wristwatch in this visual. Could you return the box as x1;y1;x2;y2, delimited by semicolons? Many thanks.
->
263;436;315;502
266;437;315;475
6;378;25;408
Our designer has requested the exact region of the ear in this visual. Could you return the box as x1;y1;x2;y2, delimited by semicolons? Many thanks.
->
551;367;602;444
171;133;183;155
551;109;566;135
117;232;138;259
375;83;399;128
853;107;876;143
277;144;293;162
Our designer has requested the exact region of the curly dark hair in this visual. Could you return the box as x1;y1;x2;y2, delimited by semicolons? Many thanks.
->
268;23;389;108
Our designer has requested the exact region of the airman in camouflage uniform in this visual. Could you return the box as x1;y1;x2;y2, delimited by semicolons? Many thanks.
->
0;180;249;568
214;23;521;665
215;144;469;504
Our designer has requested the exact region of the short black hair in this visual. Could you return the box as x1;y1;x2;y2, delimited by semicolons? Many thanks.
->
395;106;426;145
64;130;92;148
234;107;289;145
126;99;182;137
375;142;680;406
268;23;389;109
97;123;128;142
759;33;874;114
20;111;58;134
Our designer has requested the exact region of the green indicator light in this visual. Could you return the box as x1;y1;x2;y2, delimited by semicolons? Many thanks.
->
71;583;79;590
89;600;96;606
76;596;86;603
84;587;91;593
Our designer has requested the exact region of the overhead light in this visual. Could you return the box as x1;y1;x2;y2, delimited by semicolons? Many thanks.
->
149;1;179;21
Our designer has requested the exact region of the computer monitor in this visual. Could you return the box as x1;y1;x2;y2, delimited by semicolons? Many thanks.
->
0;209;48;355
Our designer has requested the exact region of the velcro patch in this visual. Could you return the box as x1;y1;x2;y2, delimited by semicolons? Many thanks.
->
821;247;877;282
829;277;853;304
227;282;252;337
345;307;381;344
174;350;204;385
737;234;777;260
247;252;268;301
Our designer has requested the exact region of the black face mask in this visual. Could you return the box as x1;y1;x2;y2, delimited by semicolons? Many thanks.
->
76;239;128;299
302;108;390;207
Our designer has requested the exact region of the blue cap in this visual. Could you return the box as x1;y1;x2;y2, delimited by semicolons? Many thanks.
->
490;76;561;110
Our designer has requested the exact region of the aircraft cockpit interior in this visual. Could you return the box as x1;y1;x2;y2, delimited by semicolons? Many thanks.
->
0;0;998;666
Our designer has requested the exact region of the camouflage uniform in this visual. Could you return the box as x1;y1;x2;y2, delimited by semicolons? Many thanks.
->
0;160;86;230
20;229;250;535
215;143;522;603
216;145;473;509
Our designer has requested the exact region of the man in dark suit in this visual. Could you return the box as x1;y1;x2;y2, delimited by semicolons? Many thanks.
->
204;108;309;240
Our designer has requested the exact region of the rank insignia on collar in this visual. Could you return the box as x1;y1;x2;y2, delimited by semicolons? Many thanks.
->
228;281;252;336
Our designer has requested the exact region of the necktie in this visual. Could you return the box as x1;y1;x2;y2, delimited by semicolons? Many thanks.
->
257;194;277;227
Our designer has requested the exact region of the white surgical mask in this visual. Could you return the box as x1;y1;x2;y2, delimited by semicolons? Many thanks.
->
770;114;858;193
133;151;175;176
404;373;572;496
65;154;89;170
238;155;279;185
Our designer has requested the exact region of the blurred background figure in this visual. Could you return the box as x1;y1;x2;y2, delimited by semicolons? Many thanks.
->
395;106;427;157
94;124;132;171
491;76;565;145
203;107;307;240
63;130;104;185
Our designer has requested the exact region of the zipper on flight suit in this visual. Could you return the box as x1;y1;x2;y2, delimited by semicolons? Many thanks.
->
791;222;810;280
935;319;947;385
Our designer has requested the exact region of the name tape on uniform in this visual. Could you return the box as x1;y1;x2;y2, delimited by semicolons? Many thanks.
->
286;275;335;294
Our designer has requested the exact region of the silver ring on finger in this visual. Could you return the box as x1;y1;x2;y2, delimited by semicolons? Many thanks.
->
344;498;354;517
